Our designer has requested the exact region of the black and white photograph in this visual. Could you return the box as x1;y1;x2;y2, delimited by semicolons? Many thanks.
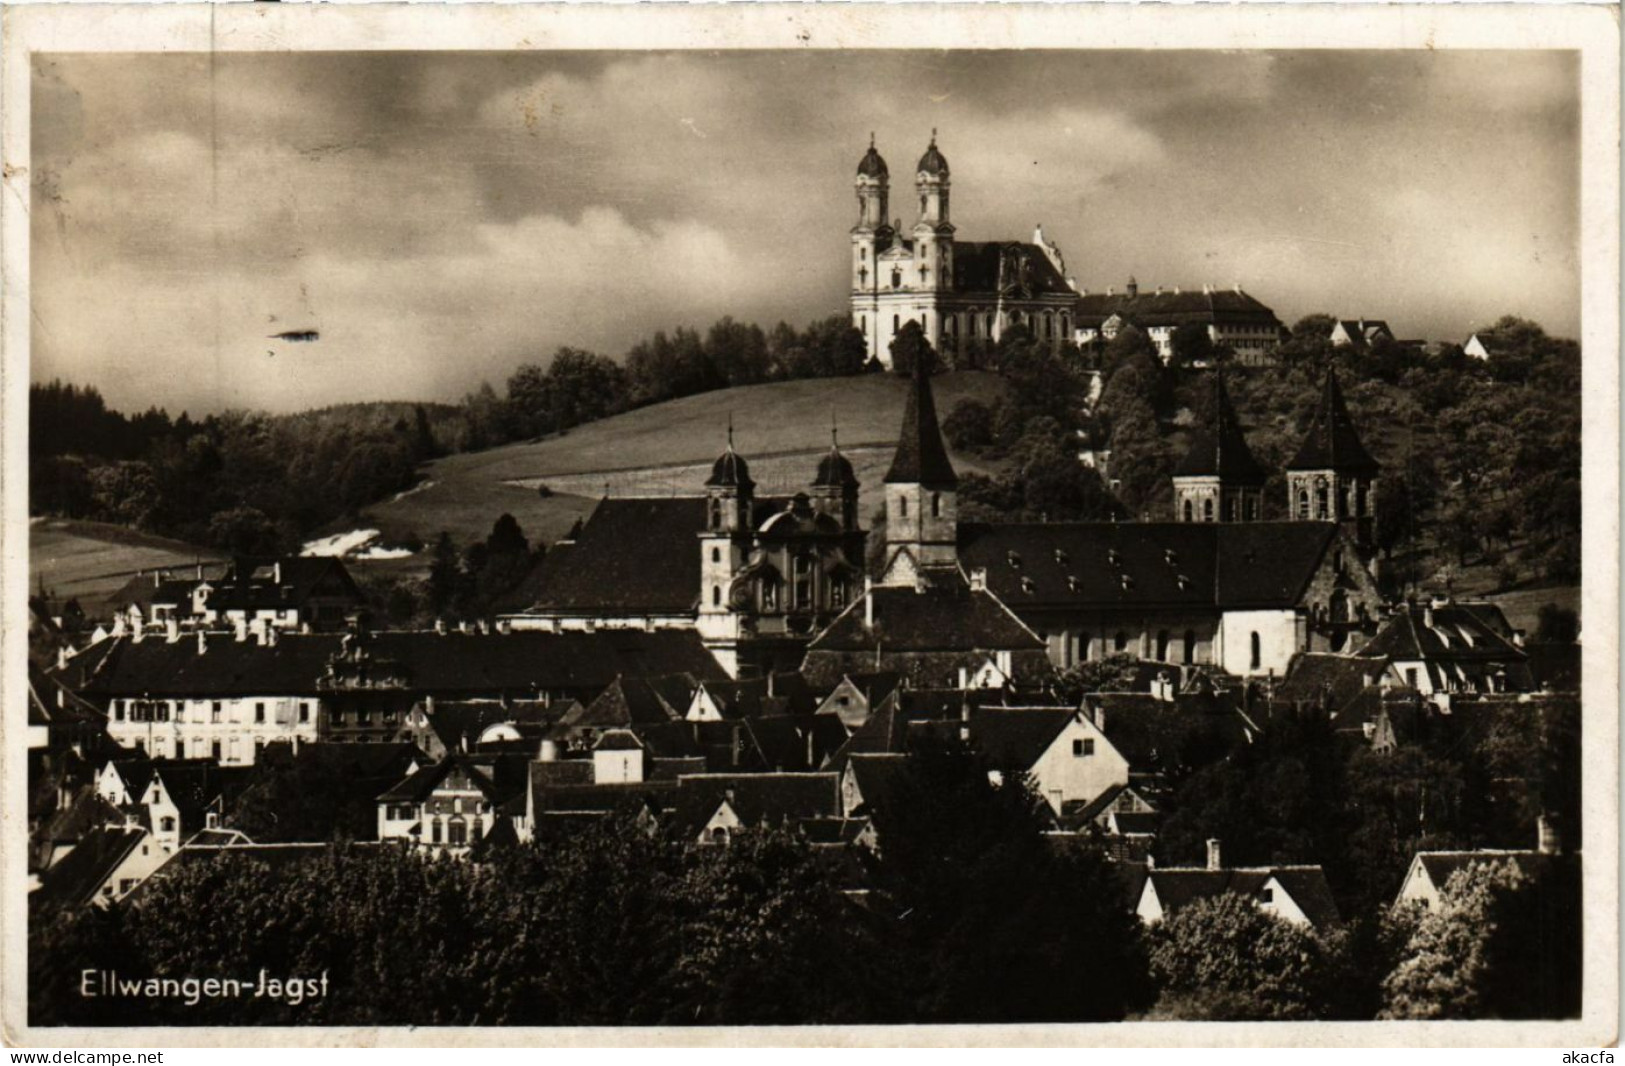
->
4;2;1618;1047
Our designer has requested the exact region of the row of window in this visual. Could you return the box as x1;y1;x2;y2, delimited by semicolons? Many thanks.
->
857;310;1072;342
1293;480;1372;521
113;698;315;725
1179;495;1261;522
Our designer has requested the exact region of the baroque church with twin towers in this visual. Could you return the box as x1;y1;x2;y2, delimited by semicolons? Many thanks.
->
505;132;1383;682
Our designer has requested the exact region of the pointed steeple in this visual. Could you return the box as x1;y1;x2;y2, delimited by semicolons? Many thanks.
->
884;356;957;489
1175;373;1267;484
1288;367;1380;474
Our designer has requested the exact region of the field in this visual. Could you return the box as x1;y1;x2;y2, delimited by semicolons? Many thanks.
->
30;519;224;614
360;371;1008;561
1484;584;1581;636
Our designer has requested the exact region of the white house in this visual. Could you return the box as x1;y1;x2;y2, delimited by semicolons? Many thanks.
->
972;706;1130;816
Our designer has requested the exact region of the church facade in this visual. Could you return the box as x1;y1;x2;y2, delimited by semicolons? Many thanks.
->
850;134;1081;369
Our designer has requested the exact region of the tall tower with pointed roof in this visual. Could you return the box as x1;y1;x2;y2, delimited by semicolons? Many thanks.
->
881;357;959;584
851;135;892;321
1286;368;1380;548
1172;373;1267;522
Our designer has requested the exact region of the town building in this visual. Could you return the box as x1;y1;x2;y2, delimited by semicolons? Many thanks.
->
1285;368;1380;553
849;134;1080;367
1127;840;1342;931
1072;280;1285;367
376;753;530;857
1329;319;1395;350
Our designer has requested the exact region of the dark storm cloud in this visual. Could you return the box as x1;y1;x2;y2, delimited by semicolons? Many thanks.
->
31;49;1578;413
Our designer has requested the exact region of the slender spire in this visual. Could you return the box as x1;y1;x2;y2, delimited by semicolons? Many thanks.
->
884;353;957;488
727;412;734;450
1287;367;1380;473
1173;371;1267;484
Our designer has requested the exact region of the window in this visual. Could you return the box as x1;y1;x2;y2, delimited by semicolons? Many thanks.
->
175;740;185;759
1226;497;1239;522
893;314;900;332
1315;483;1329;519
448;819;467;846
709;499;722;530
1297;489;1310;520
119;879;135;895
431;819;442;845
1114;631;1128;652
255;702;266;724
211;700;222;723
212;740;222;761
898;495;908;518
1246;497;1259;521
860;315;867;336
1260;887;1274;903
299;702;310;723
931;493;942;518
454;797;464;815
114;701;124;722
1183;630;1197;665
1157;630;1171;661
1203;498;1215;522
160;816;176;833
1405;667;1419;688
712;586;722;607
1250;632;1262;671
712;547;721;563
711;826;729;845
793;555;813;609
1073;738;1095;757
831;582;847;608
761;581;778;611
1182;499;1193;522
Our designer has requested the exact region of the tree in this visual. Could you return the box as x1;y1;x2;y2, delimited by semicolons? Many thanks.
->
1380;857;1581;1019
942;399;996;454
426;532;462;616
1146;893;1339;1020
1534;604;1579;644
1169;323;1216;367
704;316;771;387
866;744;1154;1021
888;321;937;377
206;506;283;555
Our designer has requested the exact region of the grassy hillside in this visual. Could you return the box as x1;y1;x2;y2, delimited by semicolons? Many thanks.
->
363;371;1008;552
30;519;223;613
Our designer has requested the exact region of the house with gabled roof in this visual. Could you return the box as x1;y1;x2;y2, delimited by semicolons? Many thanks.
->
200;556;366;633
815;671;903;730
1134;841;1341;932
376;753;529;857
1329;318;1396;351
31;824;169;911
1394;827;1570;913
1359;600;1532;698
672;772;843;845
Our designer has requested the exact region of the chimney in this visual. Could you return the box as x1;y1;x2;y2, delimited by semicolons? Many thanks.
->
1206;838;1222;871
196;630;208;656
435;618;447;635
234;616;248;643
864;578;874;628
957;666;968;689
766;672;776;698
1126;276;1138;298
539;739;558;763
969;567;987;592
113;614;127;638
1537;814;1559;855
196;562;203;581
1145;853;1155;871
166;619;180;643
1423;604;1434;628
273;562;282;585
153;571;162;589
56;645;68;670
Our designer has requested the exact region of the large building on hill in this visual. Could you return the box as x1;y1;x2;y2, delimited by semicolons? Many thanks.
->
848;133;1283;369
849;133;1081;368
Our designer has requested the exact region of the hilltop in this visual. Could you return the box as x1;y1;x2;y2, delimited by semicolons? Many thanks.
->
360;371;1009;553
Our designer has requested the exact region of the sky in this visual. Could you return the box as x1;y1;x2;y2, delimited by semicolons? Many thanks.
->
30;49;1579;415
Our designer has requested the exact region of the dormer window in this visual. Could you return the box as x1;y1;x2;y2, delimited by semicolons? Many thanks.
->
1006;550;1021;568
1020;577;1036;595
1107;549;1122;568
1054;548;1069;565
1120;574;1135;591
1164;549;1178;566
1176;574;1191;591
1067;576;1081;593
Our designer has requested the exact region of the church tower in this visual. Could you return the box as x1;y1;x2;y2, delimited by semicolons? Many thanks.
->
1286;368;1380;549
851;135;892;359
697;428;755;676
882;355;959;585
1172;373;1267;522
911;131;955;349
811;427;860;533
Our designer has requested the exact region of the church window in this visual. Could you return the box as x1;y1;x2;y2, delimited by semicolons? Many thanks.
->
1226;497;1239;522
969;316;978;338
893;314;900;333
1184;630;1197;665
709;499;722;529
1203;498;1215;522
1157;630;1171;661
761;581;778;611
1246;497;1259;521
892;270;902;290
860;315;867;336
1315;483;1329;519
1113;631;1128;653
712;586;721;607
1250;632;1262;671
831;581;846;608
898;495;908;518
1297;488;1310;520
931;493;942;518
711;548;721;563
920;195;927;215
1182;499;1194;522
793;556;813;609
